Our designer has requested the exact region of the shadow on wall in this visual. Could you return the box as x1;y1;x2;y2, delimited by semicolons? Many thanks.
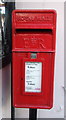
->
2;64;11;106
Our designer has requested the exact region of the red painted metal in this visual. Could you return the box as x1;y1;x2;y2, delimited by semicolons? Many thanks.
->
12;10;57;109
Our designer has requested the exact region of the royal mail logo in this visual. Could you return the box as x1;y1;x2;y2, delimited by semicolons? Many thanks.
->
16;13;53;22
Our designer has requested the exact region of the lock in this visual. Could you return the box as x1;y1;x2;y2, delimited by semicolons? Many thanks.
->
12;10;57;109
31;53;37;59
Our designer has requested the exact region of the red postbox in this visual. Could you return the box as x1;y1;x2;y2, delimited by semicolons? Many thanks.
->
12;10;57;109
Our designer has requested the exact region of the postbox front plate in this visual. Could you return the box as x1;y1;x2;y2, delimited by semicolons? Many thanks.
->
12;52;55;109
